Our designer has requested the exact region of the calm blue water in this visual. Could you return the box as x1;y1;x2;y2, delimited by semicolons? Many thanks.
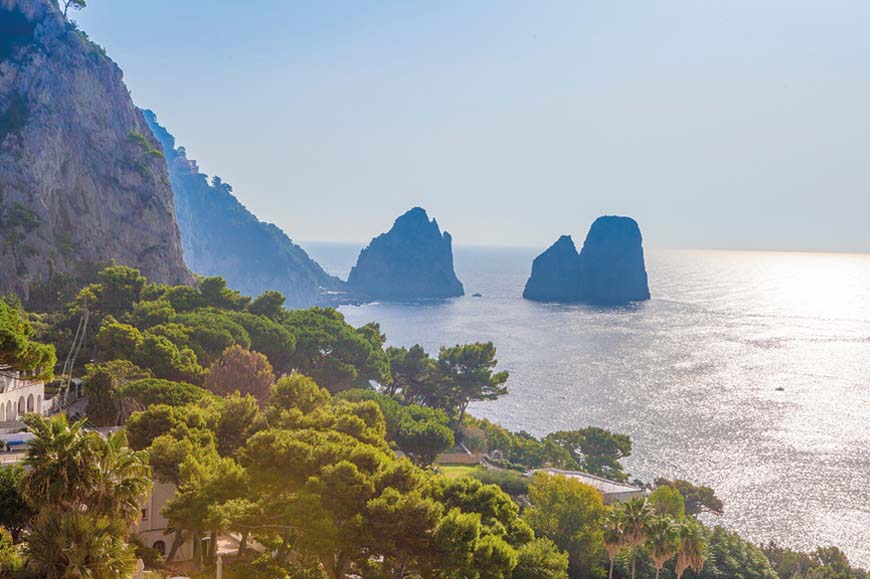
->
305;242;870;565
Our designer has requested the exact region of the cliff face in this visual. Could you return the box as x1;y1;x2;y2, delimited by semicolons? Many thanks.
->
0;0;191;299
521;235;583;302
143;110;347;308
523;216;650;305
348;207;464;300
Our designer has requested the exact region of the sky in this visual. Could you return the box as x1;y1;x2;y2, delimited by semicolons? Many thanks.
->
75;1;870;252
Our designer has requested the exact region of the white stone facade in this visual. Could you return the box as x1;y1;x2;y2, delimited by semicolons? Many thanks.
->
133;481;194;561
0;369;46;423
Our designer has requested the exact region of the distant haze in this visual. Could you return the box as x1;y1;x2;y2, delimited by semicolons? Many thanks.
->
76;1;870;253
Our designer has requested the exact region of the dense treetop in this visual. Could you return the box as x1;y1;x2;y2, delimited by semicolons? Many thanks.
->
0;298;56;380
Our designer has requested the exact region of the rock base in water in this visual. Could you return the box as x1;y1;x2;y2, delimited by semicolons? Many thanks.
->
523;216;650;305
348;207;464;300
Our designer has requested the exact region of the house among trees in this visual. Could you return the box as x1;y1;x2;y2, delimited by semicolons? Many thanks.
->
0;368;48;431
134;481;195;562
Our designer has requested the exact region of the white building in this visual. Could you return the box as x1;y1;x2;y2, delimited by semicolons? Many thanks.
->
0;368;47;425
134;481;195;562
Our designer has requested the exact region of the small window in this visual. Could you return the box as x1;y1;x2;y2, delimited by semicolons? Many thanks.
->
153;540;166;556
141;508;148;521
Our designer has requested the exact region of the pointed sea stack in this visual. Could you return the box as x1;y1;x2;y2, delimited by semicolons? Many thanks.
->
348;207;464;300
521;235;583;301
523;216;650;305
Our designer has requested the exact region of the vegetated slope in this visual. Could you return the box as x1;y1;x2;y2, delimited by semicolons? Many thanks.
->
144;110;348;308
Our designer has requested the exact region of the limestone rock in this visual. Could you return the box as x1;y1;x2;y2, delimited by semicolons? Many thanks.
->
0;0;192;300
577;216;650;305
521;235;583;302
523;216;650;305
348;207;464;300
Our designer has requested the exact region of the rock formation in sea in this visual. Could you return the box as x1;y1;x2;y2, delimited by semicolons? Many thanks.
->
523;216;650;305
577;216;650;305
143;111;347;308
521;235;584;302
0;0;192;300
348;207;464;300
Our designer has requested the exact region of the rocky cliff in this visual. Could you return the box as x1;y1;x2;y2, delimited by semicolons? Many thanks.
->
523;216;650;305
143;110;347;308
0;0;191;300
348;207;464;300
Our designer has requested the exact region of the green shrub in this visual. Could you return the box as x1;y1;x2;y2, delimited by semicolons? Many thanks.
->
473;468;530;497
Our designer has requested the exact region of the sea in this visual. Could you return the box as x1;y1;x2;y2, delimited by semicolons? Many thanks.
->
305;242;870;566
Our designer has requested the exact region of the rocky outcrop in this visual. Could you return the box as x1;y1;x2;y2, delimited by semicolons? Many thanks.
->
577;216;650;305
521;235;583;302
143;111;347;308
523;216;650;305
348;207;464;300
0;0;192;300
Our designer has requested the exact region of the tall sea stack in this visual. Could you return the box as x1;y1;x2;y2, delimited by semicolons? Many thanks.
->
522;235;583;302
348;207;464;300
0;0;192;300
523;216;650;305
578;216;650;305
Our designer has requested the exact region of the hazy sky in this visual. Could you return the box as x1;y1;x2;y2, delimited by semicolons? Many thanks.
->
76;1;869;252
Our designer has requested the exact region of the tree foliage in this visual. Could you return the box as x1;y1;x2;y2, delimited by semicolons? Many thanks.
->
63;0;87;18
27;510;136;579
204;344;275;403
0;526;22;573
524;472;606;579
696;526;777;579
0;299;56;380
648;485;686;519
133;331;204;383
654;478;723;516
763;543;868;579
395;404;454;466
386;344;435;399
512;538;570;579
95;318;143;361
249;290;286;320
83;360;151;426
19;414;151;579
436;342;509;421
122;377;210;408
0;465;34;542
283;308;389;392
544;427;632;482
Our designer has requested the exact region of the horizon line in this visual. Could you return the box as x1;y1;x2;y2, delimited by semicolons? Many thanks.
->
299;240;870;258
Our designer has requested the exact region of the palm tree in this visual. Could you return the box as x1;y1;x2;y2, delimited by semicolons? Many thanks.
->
603;507;627;579
88;430;152;524
22;415;151;523
21;414;94;512
646;516;680;579
675;519;707;579
27;510;137;579
622;497;654;579
21;414;152;578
